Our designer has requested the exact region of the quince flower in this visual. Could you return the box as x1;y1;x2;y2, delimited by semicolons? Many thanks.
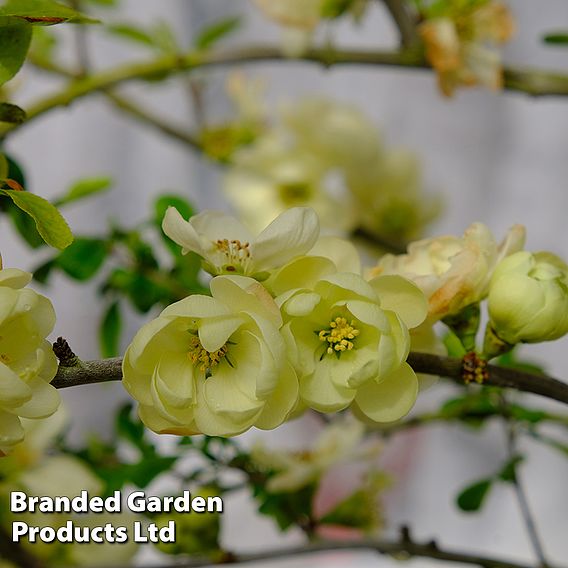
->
0;265;59;455
224;133;354;234
419;1;515;96
487;251;568;347
279;272;427;422
251;416;377;492
282;97;382;171
371;222;525;322
162;206;319;278
123;275;299;437
346;149;443;243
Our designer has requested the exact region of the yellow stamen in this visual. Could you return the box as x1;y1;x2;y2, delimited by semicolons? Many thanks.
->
187;335;228;372
215;239;251;272
318;317;360;355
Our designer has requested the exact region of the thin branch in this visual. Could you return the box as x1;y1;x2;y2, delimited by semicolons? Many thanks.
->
104;91;204;152
133;536;561;568
501;404;550;568
6;44;568;140
381;0;419;48
51;352;568;407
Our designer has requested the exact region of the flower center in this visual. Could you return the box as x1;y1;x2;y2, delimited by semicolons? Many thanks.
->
318;317;360;355
187;335;228;372
215;239;251;272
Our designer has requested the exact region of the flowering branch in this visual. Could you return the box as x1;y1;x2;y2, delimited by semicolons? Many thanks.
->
5;44;568;141
50;351;568;406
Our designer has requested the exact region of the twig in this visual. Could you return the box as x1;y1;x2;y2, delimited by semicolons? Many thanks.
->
501;399;550;568
7;44;568;140
130;536;561;568
50;352;568;407
104;91;204;153
381;0;419;47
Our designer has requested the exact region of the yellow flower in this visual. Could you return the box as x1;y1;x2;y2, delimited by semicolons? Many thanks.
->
0;267;59;455
224;133;354;234
279;271;427;422
420;2;515;96
346;148;443;243
123;275;299;437
162;206;320;278
371;222;525;322
487;251;568;345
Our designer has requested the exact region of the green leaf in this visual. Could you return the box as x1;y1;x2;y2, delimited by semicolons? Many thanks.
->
456;479;492;512
9;205;45;248
543;32;568;45
498;455;524;484
0;18;32;86
56;237;107;279
106;23;155;47
0;0;98;24
100;300;121;358
443;330;467;358
54;176;111;206
0;188;73;249
0;102;25;123
32;258;56;283
195;16;240;50
0;153;8;178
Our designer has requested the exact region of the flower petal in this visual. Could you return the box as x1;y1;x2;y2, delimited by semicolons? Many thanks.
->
370;275;428;329
354;362;418;423
252;207;319;271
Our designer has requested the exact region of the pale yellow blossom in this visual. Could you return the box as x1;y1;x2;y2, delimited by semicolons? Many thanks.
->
0;266;59;455
123;275;299;437
371;223;525;322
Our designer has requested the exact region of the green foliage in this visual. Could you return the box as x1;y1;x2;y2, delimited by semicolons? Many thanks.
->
457;479;492;512
0;102;26;123
194;16;241;51
54;176;112;206
69;403;179;496
543;32;568;45
0;187;73;249
0;17;32;86
498;455;524;483
0;0;98;24
100;300;122;357
56;237;108;280
456;454;526;513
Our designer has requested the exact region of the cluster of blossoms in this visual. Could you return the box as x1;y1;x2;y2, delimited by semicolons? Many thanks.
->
0;257;60;455
124;207;568;439
123;207;429;437
224;95;442;244
419;0;515;96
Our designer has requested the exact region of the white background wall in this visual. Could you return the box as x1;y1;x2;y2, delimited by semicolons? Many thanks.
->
1;1;567;565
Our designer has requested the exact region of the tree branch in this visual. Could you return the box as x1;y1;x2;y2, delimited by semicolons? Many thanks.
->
51;352;568;406
104;91;204;153
137;536;562;568
7;44;568;140
381;0;419;48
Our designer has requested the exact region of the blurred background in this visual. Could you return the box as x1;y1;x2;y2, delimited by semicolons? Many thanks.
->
1;1;567;565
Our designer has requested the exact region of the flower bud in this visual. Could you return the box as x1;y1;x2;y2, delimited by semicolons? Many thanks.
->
487;251;568;345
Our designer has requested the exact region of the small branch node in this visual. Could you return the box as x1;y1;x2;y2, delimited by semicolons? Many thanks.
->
53;337;80;368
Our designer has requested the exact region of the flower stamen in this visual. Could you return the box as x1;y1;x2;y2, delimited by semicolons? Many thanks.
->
318;317;360;355
188;335;228;372
215;239;251;272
